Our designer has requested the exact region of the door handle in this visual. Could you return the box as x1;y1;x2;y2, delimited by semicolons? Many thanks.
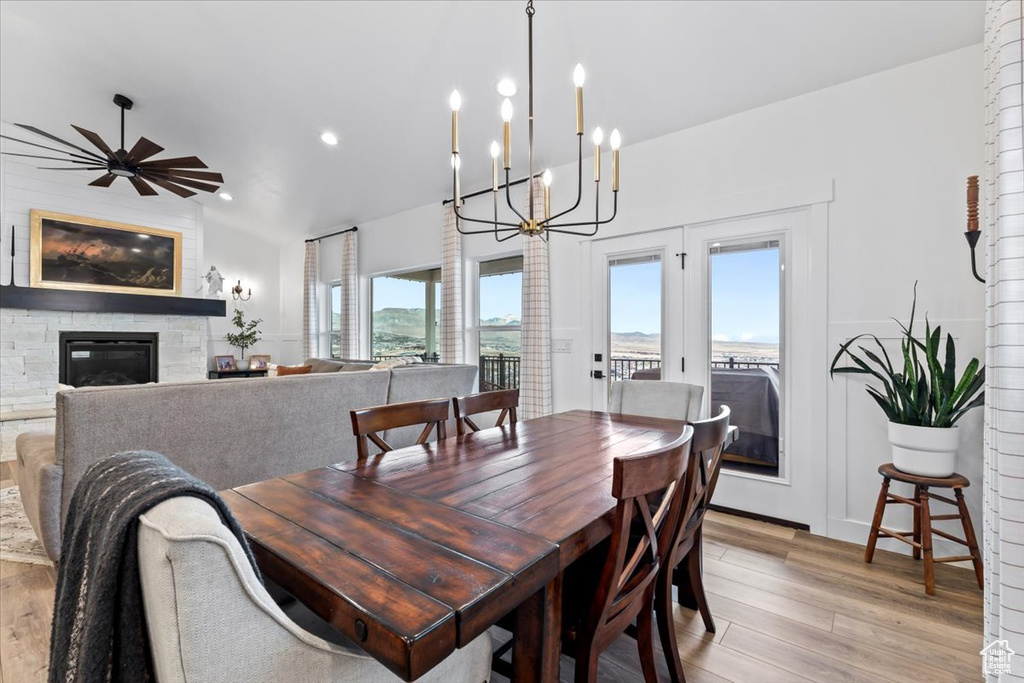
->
591;370;605;379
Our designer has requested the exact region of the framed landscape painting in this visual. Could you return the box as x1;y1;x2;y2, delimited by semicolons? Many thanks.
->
30;210;182;296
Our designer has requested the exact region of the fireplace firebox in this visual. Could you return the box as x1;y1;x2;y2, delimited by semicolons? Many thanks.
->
59;332;159;387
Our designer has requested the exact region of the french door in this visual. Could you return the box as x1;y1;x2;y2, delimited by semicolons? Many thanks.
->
589;230;684;408
590;209;826;530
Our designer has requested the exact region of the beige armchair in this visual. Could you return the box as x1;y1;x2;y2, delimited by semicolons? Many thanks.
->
137;496;492;683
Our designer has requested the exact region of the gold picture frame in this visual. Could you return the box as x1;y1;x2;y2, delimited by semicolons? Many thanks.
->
30;209;183;296
249;355;272;371
215;355;237;372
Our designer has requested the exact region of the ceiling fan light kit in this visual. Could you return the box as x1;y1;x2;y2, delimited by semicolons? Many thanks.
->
0;93;224;199
448;0;620;240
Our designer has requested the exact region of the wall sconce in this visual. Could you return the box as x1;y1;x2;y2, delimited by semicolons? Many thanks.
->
964;175;985;284
231;280;251;301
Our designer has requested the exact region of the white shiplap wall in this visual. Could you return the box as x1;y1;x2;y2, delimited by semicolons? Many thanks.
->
983;1;1024;679
0;121;202;290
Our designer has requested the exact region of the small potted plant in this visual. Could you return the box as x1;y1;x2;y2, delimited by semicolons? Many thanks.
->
830;285;984;477
225;309;263;371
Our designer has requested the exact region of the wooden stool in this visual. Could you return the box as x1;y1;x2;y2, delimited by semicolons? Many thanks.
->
865;463;983;595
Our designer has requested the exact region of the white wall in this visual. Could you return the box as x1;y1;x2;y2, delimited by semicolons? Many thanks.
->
325;45;986;547
203;221;304;366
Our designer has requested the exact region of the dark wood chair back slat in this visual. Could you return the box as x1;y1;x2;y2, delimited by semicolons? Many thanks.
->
350;398;450;462
574;426;693;682
452;389;519;435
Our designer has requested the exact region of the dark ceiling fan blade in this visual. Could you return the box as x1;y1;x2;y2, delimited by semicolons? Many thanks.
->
89;174;117;187
2;152;111;165
71;125;117;160
0;134;109;163
13;124;109;161
123;137;164;164
36;166;108;171
144;168;224;183
140;171;219;193
137;156;208;170
145;175;196;198
129;176;159;196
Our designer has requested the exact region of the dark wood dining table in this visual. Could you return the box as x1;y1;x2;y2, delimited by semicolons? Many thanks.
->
223;410;703;682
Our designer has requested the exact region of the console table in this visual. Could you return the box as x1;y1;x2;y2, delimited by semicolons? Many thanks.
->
208;369;268;380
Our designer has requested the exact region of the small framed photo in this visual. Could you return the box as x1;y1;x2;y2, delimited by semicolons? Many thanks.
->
215;355;237;372
250;355;271;371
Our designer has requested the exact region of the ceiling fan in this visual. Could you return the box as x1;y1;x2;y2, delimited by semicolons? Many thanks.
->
0;94;224;198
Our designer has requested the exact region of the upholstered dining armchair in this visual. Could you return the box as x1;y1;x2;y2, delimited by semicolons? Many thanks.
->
137;496;492;683
608;380;704;422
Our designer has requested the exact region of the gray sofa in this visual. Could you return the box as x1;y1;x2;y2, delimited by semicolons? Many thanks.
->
16;362;477;560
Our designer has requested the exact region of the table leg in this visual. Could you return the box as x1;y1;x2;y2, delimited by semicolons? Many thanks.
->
865;478;890;563
920;487;935;596
955;489;985;589
513;574;563;682
912;485;922;561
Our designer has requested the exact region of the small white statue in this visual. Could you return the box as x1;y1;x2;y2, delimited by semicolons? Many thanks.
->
202;266;225;297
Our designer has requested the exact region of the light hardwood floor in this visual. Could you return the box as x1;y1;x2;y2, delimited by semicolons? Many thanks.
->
0;508;983;682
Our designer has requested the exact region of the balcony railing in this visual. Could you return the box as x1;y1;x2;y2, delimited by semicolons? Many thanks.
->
480;353;521;391
711;358;779;370
607;357;780;381
609;358;662;381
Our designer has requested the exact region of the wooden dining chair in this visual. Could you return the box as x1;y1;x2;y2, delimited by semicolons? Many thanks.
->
350;398;450;462
452;389;519;435
654;406;731;683
561;426;694;683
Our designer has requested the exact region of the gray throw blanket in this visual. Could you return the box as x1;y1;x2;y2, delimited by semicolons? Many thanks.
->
49;451;260;683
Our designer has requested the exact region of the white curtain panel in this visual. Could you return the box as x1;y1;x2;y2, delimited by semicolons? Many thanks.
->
520;178;553;419
441;204;465;363
302;241;319;359
338;230;359;358
983;2;1024;679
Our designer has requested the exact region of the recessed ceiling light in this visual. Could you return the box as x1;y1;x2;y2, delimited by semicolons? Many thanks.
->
219;192;233;201
497;78;517;97
320;131;339;146
131;247;142;253
138;234;150;240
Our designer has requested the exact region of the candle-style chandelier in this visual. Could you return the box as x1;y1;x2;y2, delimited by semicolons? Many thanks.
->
448;0;620;240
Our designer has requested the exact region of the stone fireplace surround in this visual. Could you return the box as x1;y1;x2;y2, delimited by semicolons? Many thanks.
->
0;308;208;460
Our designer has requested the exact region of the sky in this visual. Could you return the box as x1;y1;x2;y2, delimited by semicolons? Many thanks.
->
372;276;435;311
610;261;662;334
479;272;522;322
710;247;780;344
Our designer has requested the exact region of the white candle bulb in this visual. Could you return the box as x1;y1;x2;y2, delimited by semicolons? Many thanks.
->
490;141;500;158
449;90;462;112
573;64;586;87
542;169;553;187
610;129;621;150
501;98;513;122
592;127;604;146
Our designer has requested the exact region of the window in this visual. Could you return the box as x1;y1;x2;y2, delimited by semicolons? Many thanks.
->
608;253;662;381
478;256;522;390
370;267;441;361
329;282;343;358
709;239;782;477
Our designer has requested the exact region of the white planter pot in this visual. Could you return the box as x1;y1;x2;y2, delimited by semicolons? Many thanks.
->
888;422;959;478
236;358;250;371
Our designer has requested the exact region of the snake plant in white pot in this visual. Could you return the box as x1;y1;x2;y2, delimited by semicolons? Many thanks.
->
830;286;985;477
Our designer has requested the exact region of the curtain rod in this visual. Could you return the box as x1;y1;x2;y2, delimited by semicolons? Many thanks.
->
441;173;542;206
305;226;358;243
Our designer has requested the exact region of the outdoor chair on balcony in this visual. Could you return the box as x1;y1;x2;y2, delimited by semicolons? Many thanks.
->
609;380;703;423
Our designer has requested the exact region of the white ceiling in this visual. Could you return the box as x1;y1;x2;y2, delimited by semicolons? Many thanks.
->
0;1;982;244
